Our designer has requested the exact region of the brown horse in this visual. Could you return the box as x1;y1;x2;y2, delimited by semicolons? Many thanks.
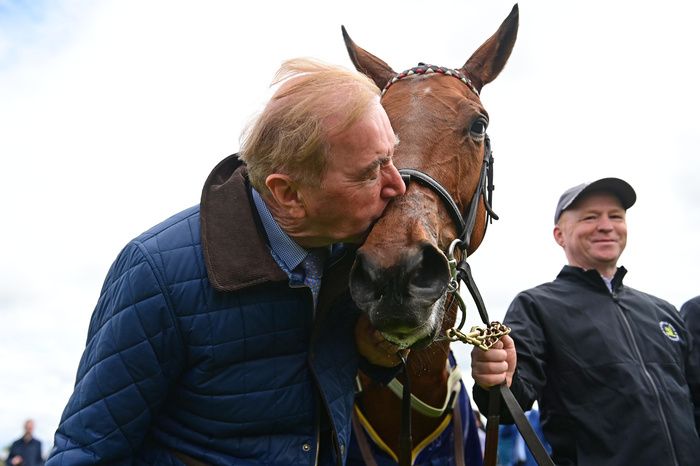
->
344;5;519;465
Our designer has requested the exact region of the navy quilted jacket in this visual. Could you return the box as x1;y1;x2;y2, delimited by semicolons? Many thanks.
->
47;156;362;465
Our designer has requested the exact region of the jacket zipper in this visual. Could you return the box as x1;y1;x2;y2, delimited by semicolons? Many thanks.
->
613;293;679;466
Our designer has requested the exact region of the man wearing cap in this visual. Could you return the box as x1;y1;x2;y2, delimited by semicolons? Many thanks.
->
471;177;700;465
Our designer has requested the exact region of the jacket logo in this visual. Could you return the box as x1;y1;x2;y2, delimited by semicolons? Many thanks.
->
659;321;680;342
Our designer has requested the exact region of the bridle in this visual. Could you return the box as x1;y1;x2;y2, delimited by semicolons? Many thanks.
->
400;137;496;329
382;63;498;327
380;64;554;466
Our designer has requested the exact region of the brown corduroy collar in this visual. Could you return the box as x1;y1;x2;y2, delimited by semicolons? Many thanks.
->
200;154;287;292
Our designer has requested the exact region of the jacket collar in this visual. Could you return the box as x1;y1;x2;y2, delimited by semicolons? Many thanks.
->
200;154;287;292
559;265;627;292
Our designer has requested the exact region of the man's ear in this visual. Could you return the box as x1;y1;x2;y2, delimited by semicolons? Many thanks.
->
265;174;306;218
553;225;565;247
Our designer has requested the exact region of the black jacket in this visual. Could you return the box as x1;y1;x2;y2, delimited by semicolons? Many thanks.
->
475;266;700;466
680;295;700;433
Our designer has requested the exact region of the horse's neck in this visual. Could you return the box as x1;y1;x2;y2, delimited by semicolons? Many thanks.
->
354;339;453;457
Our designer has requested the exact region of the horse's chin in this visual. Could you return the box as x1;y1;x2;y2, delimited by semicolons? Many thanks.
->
382;334;435;350
381;330;424;350
377;297;446;350
380;323;440;350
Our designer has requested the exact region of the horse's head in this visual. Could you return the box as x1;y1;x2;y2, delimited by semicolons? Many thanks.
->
345;5;518;349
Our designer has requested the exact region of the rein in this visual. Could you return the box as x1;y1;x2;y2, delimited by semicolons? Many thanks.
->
382;64;554;466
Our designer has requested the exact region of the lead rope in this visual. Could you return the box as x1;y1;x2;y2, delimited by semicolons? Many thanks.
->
445;240;555;466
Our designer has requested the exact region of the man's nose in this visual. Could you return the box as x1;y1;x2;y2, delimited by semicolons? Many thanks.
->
597;215;614;230
381;163;407;199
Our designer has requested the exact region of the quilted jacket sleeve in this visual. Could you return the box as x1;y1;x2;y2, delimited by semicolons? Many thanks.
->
47;241;185;465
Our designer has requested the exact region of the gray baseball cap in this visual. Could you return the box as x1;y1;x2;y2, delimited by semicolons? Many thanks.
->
554;177;636;224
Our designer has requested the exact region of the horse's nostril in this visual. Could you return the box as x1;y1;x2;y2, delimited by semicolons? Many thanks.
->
349;252;383;304
406;244;450;299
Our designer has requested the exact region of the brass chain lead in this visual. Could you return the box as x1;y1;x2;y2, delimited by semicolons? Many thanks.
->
446;322;511;351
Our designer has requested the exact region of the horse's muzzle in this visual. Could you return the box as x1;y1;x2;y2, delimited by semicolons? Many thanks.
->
349;243;450;346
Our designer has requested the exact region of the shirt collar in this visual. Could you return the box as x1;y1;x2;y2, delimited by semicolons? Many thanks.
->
601;274;613;292
252;188;308;273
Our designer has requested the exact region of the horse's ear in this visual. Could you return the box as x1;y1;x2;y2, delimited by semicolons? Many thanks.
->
341;25;396;91
460;3;519;92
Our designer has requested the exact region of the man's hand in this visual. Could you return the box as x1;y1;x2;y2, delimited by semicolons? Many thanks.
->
355;313;409;367
471;334;516;389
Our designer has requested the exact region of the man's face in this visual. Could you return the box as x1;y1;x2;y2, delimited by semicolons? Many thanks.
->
24;420;34;436
299;100;406;244
554;192;627;274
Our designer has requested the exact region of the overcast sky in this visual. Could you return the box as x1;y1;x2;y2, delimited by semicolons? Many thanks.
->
1;0;699;455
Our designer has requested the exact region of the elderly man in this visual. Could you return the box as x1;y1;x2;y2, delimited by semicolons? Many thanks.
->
471;178;700;465
47;58;406;465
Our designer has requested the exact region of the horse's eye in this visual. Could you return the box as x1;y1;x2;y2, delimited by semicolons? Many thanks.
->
469;118;488;139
